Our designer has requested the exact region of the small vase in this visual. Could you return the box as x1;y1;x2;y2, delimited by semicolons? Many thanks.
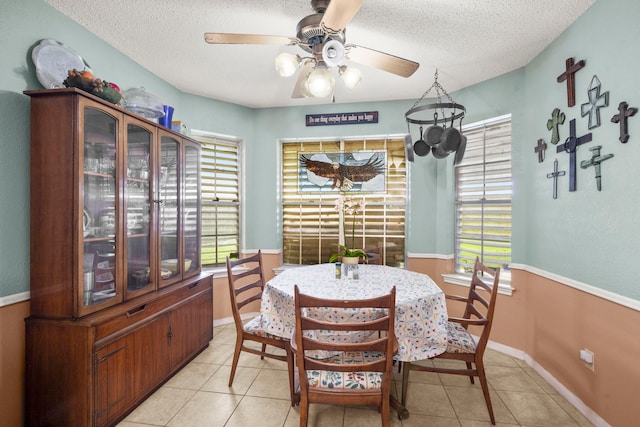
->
341;256;360;264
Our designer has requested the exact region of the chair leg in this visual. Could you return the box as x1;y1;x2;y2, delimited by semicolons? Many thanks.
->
401;362;411;407
285;343;297;406
466;361;475;384
228;336;244;387
476;361;496;425
260;343;267;360
381;395;390;427
299;396;309;427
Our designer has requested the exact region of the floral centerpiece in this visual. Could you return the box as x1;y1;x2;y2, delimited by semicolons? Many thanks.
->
329;195;368;263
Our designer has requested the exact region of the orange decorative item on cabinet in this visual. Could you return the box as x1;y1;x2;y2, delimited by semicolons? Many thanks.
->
24;88;212;427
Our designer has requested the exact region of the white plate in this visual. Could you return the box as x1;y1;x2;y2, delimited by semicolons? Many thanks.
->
32;39;90;89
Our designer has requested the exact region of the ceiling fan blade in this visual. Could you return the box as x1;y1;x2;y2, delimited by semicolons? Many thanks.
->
291;61;315;98
204;33;296;45
346;44;419;77
321;0;365;33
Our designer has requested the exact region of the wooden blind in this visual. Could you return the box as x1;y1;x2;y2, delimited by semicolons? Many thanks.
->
455;115;512;273
195;134;240;266
282;137;407;266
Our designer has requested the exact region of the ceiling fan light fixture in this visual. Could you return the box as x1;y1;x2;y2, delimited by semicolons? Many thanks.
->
321;39;345;67
275;52;301;77
339;65;362;89
306;62;334;98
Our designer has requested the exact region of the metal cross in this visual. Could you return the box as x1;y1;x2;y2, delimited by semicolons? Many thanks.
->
546;108;565;145
547;108;565;145
557;57;586;107
534;138;547;163
611;101;638;143
580;145;614;191
546;159;566;199
581;75;609;129
556;119;592;192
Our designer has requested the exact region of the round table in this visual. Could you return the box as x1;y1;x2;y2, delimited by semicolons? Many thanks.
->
260;263;449;362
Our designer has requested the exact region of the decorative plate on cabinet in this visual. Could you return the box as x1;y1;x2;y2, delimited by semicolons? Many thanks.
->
32;39;90;89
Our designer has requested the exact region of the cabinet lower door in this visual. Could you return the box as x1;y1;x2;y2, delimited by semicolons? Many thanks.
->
169;290;213;370
95;315;171;426
95;336;135;427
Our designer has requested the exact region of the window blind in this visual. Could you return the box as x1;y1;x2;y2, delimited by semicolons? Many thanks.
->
195;134;240;266
282;137;407;266
455;115;512;273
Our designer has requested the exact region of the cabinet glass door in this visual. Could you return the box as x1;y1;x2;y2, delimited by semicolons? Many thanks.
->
183;143;201;276
82;106;120;310
125;120;154;296
159;135;180;286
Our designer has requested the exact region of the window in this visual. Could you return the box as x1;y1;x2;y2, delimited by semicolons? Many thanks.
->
455;115;512;273
281;136;408;266
193;132;240;266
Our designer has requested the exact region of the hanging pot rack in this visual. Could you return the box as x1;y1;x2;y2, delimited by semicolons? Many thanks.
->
404;70;467;163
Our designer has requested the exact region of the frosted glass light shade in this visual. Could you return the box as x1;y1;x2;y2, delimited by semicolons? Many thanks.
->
306;63;335;98
340;66;362;89
275;52;300;77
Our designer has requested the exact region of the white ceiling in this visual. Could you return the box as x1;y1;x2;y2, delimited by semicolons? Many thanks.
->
46;0;596;109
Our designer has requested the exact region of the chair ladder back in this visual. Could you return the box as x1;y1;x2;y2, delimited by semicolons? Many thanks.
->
469;258;500;350
294;285;396;373
300;316;390;333
226;251;266;324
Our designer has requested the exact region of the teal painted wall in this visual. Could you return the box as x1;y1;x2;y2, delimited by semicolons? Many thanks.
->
2;0;639;302
522;0;640;297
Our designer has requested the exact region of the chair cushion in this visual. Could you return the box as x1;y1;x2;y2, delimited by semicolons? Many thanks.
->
243;316;286;340
445;321;477;353
305;351;384;390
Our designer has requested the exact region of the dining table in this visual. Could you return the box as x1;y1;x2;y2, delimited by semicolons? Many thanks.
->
259;263;449;418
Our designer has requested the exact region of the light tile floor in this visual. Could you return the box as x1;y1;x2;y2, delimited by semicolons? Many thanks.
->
117;323;595;427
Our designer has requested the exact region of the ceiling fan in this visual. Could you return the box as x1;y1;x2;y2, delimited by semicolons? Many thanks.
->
204;0;419;99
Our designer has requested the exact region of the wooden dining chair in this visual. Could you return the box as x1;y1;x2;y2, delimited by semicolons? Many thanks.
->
226;251;296;405
292;285;397;427
401;257;501;425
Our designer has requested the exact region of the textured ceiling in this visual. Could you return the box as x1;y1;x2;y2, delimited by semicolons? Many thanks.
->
46;0;596;108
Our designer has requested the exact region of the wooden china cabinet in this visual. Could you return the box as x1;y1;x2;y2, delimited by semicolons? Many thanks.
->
24;88;213;427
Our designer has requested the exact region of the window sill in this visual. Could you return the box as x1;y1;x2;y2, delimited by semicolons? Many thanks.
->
203;266;229;279
442;273;514;296
273;264;306;275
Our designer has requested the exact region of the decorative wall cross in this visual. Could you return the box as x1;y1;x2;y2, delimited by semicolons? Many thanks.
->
580;145;613;191
546;159;566;199
546;108;565;145
581;75;609;129
534;138;547;163
557;57;586;107
556;119;592;192
611;101;637;143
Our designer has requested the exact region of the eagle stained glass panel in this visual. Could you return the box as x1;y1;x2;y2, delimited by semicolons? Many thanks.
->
298;150;386;193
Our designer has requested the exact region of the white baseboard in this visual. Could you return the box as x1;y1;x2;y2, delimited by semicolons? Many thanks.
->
486;340;610;427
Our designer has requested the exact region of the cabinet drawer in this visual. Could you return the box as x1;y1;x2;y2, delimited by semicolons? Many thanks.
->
95;277;211;345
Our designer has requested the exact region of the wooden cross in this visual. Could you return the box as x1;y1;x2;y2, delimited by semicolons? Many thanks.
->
557;57;585;107
556;119;592;192
580;145;614;191
546;159;566;199
546;108;565;145
534;138;547;163
611;101;637;143
581;75;609;129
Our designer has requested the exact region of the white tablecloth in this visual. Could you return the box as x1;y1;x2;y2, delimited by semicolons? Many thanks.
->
260;263;448;362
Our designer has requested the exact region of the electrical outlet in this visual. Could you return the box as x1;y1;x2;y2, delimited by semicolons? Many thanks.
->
580;348;595;371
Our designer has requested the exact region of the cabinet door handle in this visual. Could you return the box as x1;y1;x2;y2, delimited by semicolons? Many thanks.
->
188;282;199;290
126;304;147;317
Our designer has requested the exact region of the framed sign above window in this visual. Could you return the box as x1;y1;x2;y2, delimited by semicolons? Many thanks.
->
298;150;386;193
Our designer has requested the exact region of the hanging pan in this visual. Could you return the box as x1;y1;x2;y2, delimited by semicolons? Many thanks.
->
425;113;444;146
440;113;462;153
413;126;430;156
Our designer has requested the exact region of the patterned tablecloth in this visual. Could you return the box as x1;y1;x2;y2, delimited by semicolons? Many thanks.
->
260;263;448;362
